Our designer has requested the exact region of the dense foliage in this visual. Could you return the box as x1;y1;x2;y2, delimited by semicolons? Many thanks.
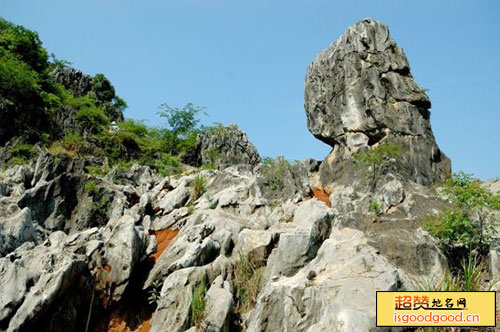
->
0;18;214;176
424;172;500;262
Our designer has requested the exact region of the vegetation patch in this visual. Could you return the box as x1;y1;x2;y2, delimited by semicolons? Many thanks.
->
188;273;208;331
84;180;98;196
147;280;163;306
354;143;402;190
258;157;290;192
423;172;500;265
233;252;264;314
7;141;37;165
369;200;383;217
414;254;487;292
190;174;207;201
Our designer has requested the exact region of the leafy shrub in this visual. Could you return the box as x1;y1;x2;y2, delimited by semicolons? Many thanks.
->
49;53;72;71
89;192;112;227
158;102;205;136
0;49;45;142
258;157;290;191
118;119;148;137
157;102;205;155
444;172;500;213
61;132;84;152
139;152;180;177
431;172;499;253
8;142;37;165
261;157;274;165
0;50;40;100
423;209;478;250
91;73;115;103
85;165;107;177
84;180;98;196
191;175;207;201
75;106;109;133
48;133;85;157
0;18;48;72
8;142;37;159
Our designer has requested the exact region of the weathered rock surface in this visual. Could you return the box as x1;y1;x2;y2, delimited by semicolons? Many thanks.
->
1;17;495;332
247;228;404;332
189;124;261;168
0;231;96;332
52;68;94;97
305;18;451;186
203;275;233;332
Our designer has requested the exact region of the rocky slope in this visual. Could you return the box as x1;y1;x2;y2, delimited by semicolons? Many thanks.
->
0;18;497;332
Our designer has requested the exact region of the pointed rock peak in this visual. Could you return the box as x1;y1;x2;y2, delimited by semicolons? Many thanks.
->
304;19;450;185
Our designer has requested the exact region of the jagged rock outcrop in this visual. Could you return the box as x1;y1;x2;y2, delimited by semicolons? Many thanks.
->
0;149;462;331
247;228;405;332
52;68;94;97
305;18;451;186
187;124;261;169
1;17;494;332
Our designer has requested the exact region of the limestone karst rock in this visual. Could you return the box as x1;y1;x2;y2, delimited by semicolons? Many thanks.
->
186;124;261;169
2;17;495;332
305;18;451;186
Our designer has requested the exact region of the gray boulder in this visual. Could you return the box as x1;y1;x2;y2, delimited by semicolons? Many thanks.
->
247;228;404;332
203;275;233;332
0;207;40;256
305;18;451;186
96;215;147;303
0;231;97;332
190;124;261;169
266;199;333;278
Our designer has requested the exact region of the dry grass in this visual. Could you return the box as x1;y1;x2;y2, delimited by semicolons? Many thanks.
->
190;274;208;331
233;252;264;314
48;142;77;157
190;174;207;201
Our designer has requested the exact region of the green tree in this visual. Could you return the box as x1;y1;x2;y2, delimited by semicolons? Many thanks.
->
0;18;48;72
424;172;500;266
354;143;402;190
158;102;205;136
442;172;500;250
157;102;206;154
49;53;72;71
75;106;109;133
92;73;115;103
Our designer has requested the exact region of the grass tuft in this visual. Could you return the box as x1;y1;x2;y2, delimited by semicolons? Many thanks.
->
233;252;264;314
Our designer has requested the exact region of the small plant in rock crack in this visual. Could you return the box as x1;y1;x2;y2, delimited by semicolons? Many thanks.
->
233;252;264;314
147;280;163;305
369;201;383;217
190;174;207;201
189;273;208;330
187;203;195;215
354;143;402;191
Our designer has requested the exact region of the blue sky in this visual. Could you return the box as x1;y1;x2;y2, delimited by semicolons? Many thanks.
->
3;0;499;179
